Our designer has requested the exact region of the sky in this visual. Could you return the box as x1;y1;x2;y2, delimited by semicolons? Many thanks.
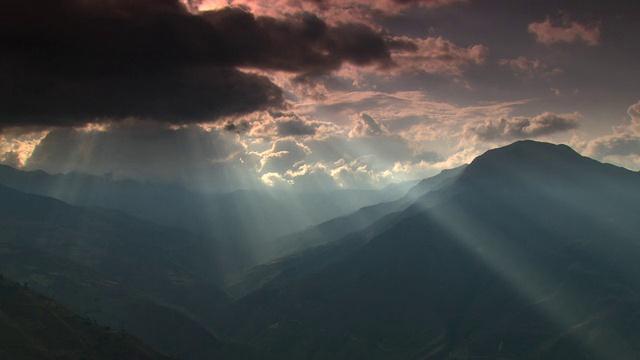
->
0;0;638;192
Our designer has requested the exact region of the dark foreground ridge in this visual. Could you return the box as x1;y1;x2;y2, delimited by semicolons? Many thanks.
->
0;274;170;360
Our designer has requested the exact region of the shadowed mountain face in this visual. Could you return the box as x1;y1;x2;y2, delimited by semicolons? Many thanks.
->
213;141;640;359
227;165;466;298
0;274;170;360
0;185;262;360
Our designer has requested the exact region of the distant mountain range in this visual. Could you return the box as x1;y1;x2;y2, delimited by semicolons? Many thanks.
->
0;165;412;275
2;140;639;359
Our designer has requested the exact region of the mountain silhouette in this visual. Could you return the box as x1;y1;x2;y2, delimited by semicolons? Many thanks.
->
214;141;640;359
0;274;170;360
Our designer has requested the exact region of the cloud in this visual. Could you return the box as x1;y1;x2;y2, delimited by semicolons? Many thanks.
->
349;113;389;137
300;91;529;128
499;56;563;79
0;130;49;168
201;8;394;73
583;102;640;169
528;18;600;46
284;162;339;191
0;1;289;129
260;172;293;187
585;133;640;158
1;0;487;131
465;112;581;142
255;139;312;174
221;111;342;139
0;152;21;168
22;123;259;191
275;117;318;137
304;0;467;12
196;0;467;20
1;1;424;130
389;36;488;76
330;158;393;189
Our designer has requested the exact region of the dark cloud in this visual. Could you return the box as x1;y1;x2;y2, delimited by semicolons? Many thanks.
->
0;0;404;128
275;117;318;137
0;1;401;130
0;67;284;129
224;120;252;134
0;1;285;129
222;111;340;138
413;151;444;164
201;8;393;73
349;113;387;137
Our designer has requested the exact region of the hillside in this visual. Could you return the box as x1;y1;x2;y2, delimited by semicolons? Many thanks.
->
0;184;259;359
213;141;640;359
227;165;465;298
0;274;170;360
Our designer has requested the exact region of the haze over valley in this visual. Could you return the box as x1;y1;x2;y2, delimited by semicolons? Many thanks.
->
0;0;639;358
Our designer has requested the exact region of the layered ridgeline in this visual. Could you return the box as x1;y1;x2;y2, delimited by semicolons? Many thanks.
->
214;141;640;359
228;165;466;297
0;185;261;360
0;165;412;274
0;275;169;360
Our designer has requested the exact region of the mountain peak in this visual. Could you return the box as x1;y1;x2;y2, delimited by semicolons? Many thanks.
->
473;140;580;165
461;141;591;179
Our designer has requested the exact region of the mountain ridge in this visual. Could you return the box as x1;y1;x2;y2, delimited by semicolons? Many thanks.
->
0;183;267;359
213;140;640;359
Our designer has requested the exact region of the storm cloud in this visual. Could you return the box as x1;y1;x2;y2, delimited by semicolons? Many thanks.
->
0;0;409;130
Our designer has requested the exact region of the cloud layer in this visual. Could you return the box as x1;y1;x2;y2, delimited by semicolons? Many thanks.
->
0;0;487;131
1;0;638;188
466;112;581;142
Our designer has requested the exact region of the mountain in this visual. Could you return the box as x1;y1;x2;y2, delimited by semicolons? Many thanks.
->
0;165;411;274
227;165;466;298
0;274;170;360
265;165;466;260
0;184;261;359
213;141;640;359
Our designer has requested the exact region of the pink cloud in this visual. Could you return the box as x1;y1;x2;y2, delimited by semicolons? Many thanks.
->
583;102;640;166
196;0;467;19
465;112;582;142
348;113;390;138
390;36;488;76
499;56;563;79
528;18;600;46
